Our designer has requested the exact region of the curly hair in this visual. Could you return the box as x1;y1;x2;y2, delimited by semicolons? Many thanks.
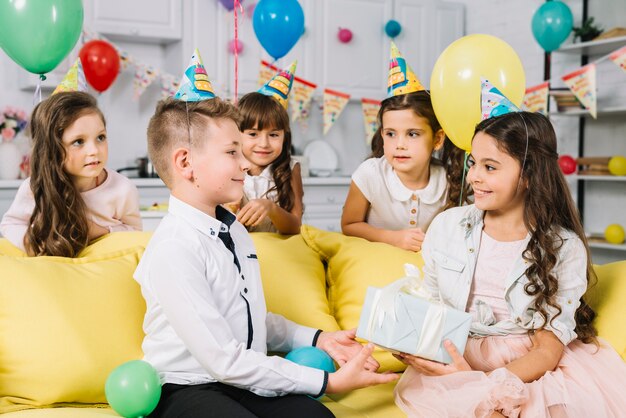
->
26;92;105;257
238;92;295;212
475;111;597;343
368;91;472;208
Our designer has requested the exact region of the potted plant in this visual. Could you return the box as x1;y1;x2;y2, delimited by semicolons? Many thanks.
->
573;17;603;42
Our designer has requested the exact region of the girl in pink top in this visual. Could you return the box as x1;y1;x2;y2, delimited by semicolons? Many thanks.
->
0;92;141;257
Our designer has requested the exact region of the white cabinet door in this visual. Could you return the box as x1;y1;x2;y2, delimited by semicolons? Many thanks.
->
314;0;393;98
86;0;183;43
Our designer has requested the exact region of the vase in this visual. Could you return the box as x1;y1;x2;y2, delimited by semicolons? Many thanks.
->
0;141;22;180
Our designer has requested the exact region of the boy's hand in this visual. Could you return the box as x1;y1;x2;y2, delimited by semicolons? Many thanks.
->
392;340;472;376
237;199;274;227
391;228;425;252
325;344;399;394
316;329;379;371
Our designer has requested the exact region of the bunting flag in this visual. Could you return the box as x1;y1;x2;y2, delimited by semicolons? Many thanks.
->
361;98;381;145
117;48;134;71
52;58;87;95
562;64;597;119
291;77;317;123
133;63;159;100
522;82;550;114
323;88;351;135
160;73;181;99
609;46;626;74
258;60;279;87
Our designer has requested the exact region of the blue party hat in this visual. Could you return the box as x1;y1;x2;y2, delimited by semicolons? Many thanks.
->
481;78;521;120
174;49;216;101
257;61;297;109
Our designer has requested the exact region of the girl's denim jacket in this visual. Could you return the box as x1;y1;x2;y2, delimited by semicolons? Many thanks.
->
421;204;588;346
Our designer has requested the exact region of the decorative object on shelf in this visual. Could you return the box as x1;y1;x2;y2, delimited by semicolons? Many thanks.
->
52;58;87;95
609;46;626;74
105;360;161;418
572;17;603;43
303;140;339;177
338;28;353;44
562;64;597;118
594;27;626;41
79;40;120;93
228;39;244;54
323;89;351;135
0;0;83;77
577;156;610;175
132;63;159;101
0;106;28;143
549;89;584;112
522;82;549;114
361;98;381;145
385;20;402;38
605;224;625;245
557;155;577;175
430;34;525;152
253;0;304;60
531;0;573;52
0;106;29;180
608;156;626;176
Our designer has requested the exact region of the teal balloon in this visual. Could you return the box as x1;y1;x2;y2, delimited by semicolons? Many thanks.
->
0;0;83;75
253;0;304;60
285;347;336;373
105;360;162;418
531;1;573;52
385;20;402;38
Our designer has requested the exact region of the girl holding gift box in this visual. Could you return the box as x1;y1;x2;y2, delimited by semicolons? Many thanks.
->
234;61;304;235
0;90;141;257
342;43;470;252
393;81;626;417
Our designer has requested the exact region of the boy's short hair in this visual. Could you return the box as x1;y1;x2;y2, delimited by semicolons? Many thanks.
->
147;98;241;187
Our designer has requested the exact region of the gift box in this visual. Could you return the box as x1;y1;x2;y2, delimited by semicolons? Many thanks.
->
356;265;472;364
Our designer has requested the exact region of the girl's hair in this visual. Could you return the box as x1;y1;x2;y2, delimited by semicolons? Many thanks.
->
26;92;105;257
369;91;471;208
475;111;597;343
238;92;295;211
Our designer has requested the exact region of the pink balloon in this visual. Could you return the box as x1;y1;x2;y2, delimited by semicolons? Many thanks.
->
338;28;353;43
229;39;244;54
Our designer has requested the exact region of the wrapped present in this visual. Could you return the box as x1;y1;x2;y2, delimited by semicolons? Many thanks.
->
356;264;472;364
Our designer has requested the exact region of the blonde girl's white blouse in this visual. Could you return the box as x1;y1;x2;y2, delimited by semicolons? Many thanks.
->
351;157;448;232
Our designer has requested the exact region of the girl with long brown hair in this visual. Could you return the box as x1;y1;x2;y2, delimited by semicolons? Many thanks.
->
0;91;141;257
236;90;303;235
394;111;626;417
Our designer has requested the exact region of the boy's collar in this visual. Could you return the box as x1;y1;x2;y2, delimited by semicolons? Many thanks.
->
168;195;233;240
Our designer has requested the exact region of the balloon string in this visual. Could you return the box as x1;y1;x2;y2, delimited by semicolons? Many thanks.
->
459;152;469;207
233;0;243;104
33;74;46;104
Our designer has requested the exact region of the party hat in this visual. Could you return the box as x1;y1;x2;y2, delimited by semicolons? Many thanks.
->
258;61;297;109
174;49;216;101
52;58;87;95
481;78;521;120
387;42;424;97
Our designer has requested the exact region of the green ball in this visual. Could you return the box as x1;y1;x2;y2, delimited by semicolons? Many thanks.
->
105;360;161;418
605;224;625;245
608;156;626;176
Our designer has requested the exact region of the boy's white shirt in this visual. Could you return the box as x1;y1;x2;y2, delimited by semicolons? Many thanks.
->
134;195;325;397
351;157;448;232
421;204;588;346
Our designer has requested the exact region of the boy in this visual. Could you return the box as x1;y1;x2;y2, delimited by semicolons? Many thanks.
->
136;98;397;418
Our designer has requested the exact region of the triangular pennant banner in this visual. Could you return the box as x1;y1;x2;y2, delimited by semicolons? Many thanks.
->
258;60;279;87
522;82;550;114
290;78;317;122
160;73;181;99
609;46;626;74
361;98;381;145
562;64;597;119
133;63;159;101
323;88;351;135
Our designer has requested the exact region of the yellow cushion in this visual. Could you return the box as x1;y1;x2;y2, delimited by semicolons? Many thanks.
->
589;261;626;361
251;233;340;332
300;225;425;372
0;238;26;256
0;247;146;414
325;380;404;418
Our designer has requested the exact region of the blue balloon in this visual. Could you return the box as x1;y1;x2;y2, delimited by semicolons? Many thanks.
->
531;1;573;52
385;20;402;38
253;0;304;60
285;347;336;373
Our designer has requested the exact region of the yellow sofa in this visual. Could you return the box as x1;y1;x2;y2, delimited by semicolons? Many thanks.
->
1;226;625;418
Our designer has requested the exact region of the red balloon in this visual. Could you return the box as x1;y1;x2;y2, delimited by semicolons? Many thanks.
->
558;155;577;175
79;40;120;93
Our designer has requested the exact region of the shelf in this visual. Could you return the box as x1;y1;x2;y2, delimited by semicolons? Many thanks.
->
589;242;626;251
566;175;626;182
549;106;626;117
556;35;626;55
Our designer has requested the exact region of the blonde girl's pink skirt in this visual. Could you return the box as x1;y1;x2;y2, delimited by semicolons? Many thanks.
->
394;335;626;417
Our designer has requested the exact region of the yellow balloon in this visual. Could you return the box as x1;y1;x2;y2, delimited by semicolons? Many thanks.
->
430;34;526;152
608;156;626;176
605;224;625;245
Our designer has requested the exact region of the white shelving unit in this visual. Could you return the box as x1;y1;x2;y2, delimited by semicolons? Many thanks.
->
556;35;626;55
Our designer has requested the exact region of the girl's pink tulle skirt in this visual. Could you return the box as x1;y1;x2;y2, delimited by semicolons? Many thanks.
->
394;335;626;417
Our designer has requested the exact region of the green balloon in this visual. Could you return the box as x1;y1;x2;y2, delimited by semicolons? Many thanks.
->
0;0;83;75
105;360;162;418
